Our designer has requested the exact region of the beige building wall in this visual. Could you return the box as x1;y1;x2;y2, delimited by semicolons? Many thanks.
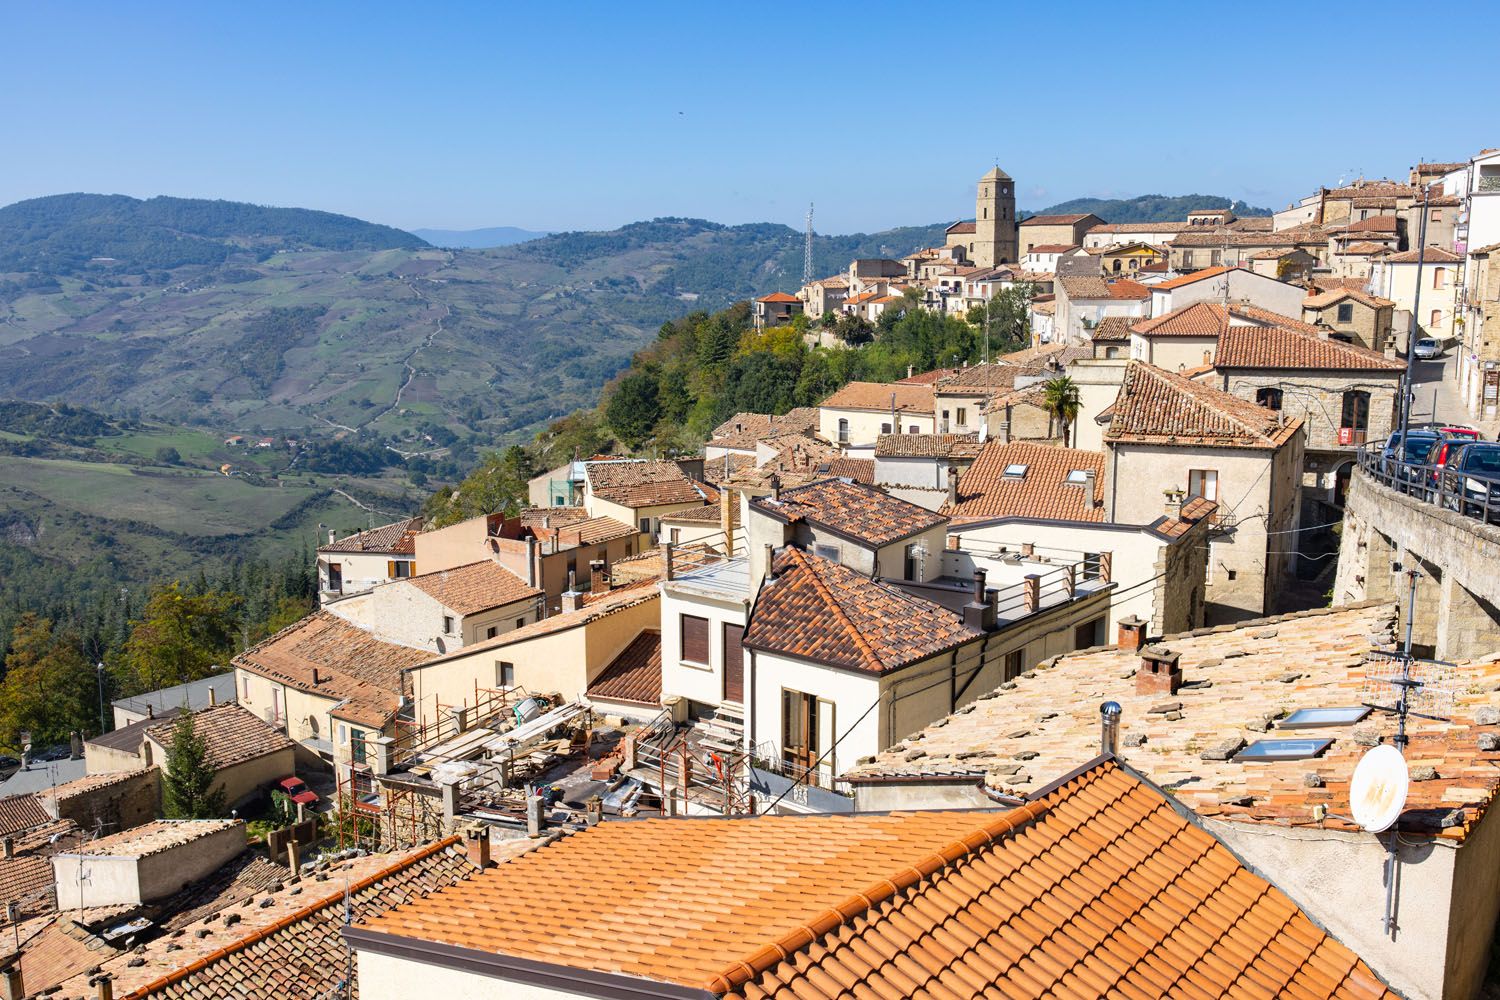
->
584;495;703;538
53;823;246;911
1379;260;1461;345
413;518;492;576
818;406;936;447
1303;302;1393;352
327;580;539;654
405;596;661;728
1066;360;1129;453
1130;332;1219;372
319;551;409;599
234;668;348;750
660;587;748;710
1219;371;1400;454
358;951;583;1000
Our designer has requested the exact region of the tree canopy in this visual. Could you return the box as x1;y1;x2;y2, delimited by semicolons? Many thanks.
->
162;711;227;819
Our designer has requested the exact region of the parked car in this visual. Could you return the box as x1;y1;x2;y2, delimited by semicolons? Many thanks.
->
1429;437;1480;486
1379;429;1442;489
278;775;320;808
1441;443;1500;521
1415;422;1482;441
1413;337;1443;360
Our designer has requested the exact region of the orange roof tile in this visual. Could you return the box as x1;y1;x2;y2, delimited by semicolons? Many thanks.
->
873;432;984;460
1133;301;1232;337
1105;362;1302;450
756;292;800;303
750;477;945;548
1217;326;1406;371
1150;264;1235;290
744;548;980;674
1020;213;1097;226
1305;287;1396;310
586;629;662;706
352;759;1396;1000
405;560;541;615
318;516;422;555
946;441;1106;524
820;381;933;414
145;704;294;770
585;460;710;509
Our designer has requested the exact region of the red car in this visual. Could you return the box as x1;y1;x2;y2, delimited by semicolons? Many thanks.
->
278;776;319;807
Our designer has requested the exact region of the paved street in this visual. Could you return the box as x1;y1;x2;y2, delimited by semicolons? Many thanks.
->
1407;349;1500;438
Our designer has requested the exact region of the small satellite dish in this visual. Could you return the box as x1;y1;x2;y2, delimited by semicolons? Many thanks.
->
1350;744;1409;833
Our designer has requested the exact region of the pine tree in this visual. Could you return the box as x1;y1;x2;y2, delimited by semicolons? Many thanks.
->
162;712;227;819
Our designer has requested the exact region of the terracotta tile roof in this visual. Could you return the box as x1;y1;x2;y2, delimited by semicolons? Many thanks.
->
67;820;240;860
743;548;979;674
354;760;1395;1000
586;629;662;706
0;792;51;838
1380;246;1463;263
1088;222;1195;234
982;382;1051;414
1021;214;1096;226
517;506;588;531
1341;240;1393;255
893;367;956;385
318;516;422;555
1415;161;1466;174
145;704;295;771
729;760;1396;1000
417;585;660;666
1469;241;1500;257
1059;275;1112;299
751;478;946;548
1326;180;1419;200
843;602;1500;842
89;837;526;1000
995;342;1091;367
810;274;849;287
934;361;1047;392
701;452;758;486
405;560;540;615
661;502;738;525
233;611;435;728
44;768;156;802
1149;264;1235;290
1107;277;1151;299
1217;326;1406;371
1305;287;1396;310
1132;300;1232;337
1105;362;1301;449
708;408;818;451
874;433;983;460
3;917;116;996
1092;315;1135;341
946;441;1106;524
0;818;80;918
1172;226;1330;248
548;514;640;548
585;460;709;509
825;457;873;484
1337;215;1401;234
756;292;800;303
1231;303;1327;335
1251;246;1309;259
945;220;976;234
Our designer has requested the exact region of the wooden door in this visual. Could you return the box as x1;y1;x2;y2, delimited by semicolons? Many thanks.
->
723;623;745;702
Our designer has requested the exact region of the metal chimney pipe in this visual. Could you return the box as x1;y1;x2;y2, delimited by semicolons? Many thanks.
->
971;568;987;605
1100;702;1122;756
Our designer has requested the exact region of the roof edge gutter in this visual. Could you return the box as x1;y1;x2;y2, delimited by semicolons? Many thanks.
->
342;926;715;1000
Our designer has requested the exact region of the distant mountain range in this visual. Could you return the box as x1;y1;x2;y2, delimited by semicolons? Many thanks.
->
1026;193;1272;223
410;226;553;248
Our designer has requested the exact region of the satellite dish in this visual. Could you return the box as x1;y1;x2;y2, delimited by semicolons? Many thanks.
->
1350;744;1409;833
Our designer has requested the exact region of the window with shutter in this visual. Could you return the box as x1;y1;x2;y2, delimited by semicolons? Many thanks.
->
681;614;710;665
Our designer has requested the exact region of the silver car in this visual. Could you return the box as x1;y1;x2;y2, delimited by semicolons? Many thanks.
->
1414;337;1443;360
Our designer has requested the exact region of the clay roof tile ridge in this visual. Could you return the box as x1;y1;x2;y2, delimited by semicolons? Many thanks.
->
700;795;1056;995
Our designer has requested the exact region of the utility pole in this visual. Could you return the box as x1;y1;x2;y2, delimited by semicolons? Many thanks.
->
1398;185;1432;456
803;204;814;287
96;663;106;737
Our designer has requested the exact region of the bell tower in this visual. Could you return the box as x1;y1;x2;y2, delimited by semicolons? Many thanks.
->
974;166;1017;268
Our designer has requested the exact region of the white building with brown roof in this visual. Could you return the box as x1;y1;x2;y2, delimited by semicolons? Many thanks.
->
705;408;818;460
1054;276;1150;342
327;560;544;653
1371;245;1464;347
583;459;712;537
316;516;423;603
816;380;935;448
1101;362;1304;621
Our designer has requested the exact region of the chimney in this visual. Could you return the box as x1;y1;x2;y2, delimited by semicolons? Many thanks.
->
3;962;23;1000
311;666;321;687
764;543;777;579
1083;470;1097;511
1136;647;1182;697
963;569;996;631
769;473;781;502
2;837;13;860
208;685;217;707
560;588;584;614
524;536;538;587
526;795;546;838
328;529;336;545
464;825;492;869
1100;702;1122;756
907;364;914;379
1163;489;1184;519
145;704;154;719
542;515;550;531
721;488;736;555
91;972;113;1000
70;731;82;760
589;559;608;596
1116;615;1147;651
947;466;960;507
660;542;676;582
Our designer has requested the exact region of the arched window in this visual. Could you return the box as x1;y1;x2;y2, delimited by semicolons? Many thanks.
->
1256;387;1283;410
1111;259;1122;273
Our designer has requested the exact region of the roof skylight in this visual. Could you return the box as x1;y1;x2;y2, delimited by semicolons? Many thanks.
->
1003;463;1029;478
1279;706;1371;730
1234;738;1334;762
1065;469;1090;484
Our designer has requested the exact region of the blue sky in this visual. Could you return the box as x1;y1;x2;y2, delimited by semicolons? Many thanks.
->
1;3;1493;235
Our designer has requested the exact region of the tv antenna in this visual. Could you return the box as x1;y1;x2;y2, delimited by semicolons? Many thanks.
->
1353;567;1458;936
804;204;814;286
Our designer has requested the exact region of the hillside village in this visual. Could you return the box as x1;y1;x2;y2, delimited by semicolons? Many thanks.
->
7;151;1500;1000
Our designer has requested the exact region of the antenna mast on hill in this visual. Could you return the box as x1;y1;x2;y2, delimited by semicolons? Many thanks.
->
804;204;814;286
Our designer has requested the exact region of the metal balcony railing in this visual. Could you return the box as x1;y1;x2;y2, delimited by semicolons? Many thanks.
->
1356;444;1500;525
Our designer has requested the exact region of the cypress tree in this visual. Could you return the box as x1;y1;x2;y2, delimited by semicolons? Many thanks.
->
162;712;227;818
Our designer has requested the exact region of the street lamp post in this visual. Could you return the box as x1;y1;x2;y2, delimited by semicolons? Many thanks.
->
95;662;106;736
1398;186;1432;455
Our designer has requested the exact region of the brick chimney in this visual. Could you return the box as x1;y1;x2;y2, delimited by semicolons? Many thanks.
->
1136;646;1182;697
1116;615;1147;651
589;559;608;596
464;825;492;868
1163;489;1185;519
947;466;960;507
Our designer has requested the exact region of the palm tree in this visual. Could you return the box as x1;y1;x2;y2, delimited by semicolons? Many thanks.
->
1042;375;1082;447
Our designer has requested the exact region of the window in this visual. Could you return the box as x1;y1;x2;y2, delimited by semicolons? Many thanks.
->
1280;706;1371;729
1112;259;1121;274
486;625;498;639
681;614;710;665
1432;209;1443;222
670;527;681;544
781;690;834;777
1188;469;1218;501
1336;303;1354;323
351;728;367;764
1003;463;1028;478
880;422;892;434
1234;738;1333;761
515;617;525;629
1082;552;1102;580
1341;389;1370;434
1434;267;1448;290
1181;250;1195;268
813;543;841;564
497;661;515;687
956;406;967;425
1256;387;1283;410
1004;648;1024;680
837;418;850;444
240;674;251;699
1074;618;1104;648
389;560;412;579
638;518;651;535
1431;308;1442;328
903;543;918;580
908;424;919;434
442;615;455;635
